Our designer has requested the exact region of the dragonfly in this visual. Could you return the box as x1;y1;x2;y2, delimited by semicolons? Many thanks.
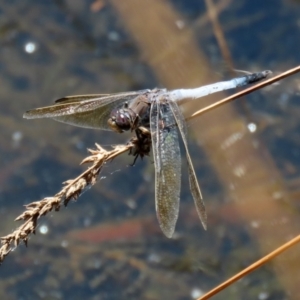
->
24;70;271;238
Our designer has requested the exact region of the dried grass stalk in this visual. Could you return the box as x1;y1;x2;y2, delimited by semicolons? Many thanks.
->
0;136;147;263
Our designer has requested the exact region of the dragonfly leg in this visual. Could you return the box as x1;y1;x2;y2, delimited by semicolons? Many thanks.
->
128;127;151;166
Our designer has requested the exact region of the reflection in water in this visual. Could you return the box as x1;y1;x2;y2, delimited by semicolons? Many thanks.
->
0;0;300;299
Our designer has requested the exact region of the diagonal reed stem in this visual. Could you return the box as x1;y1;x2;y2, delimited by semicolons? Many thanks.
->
197;233;300;300
187;65;300;121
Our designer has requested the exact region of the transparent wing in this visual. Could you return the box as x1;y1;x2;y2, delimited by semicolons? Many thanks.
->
150;101;181;238
169;101;207;230
23;90;148;130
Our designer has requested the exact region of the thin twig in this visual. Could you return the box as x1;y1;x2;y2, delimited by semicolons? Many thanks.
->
186;65;300;121
197;233;300;300
0;141;136;263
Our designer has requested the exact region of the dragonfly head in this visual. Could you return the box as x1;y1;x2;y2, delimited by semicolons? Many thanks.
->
107;108;137;133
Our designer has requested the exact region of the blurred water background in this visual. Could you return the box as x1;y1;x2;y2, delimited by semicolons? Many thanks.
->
0;1;300;299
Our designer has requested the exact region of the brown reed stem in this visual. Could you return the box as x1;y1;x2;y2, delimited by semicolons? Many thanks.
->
0;140;139;263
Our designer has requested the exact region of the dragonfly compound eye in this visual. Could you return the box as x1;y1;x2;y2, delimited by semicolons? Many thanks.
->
107;116;124;133
108;108;133;133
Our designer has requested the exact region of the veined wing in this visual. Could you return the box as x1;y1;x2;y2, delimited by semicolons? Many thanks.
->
150;101;181;238
169;100;207;230
23;90;149;130
54;94;111;104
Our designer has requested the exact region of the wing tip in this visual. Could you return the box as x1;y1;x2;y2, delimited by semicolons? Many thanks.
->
158;218;176;238
162;230;174;239
23;110;46;119
200;211;207;230
202;220;207;231
23;111;32;119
